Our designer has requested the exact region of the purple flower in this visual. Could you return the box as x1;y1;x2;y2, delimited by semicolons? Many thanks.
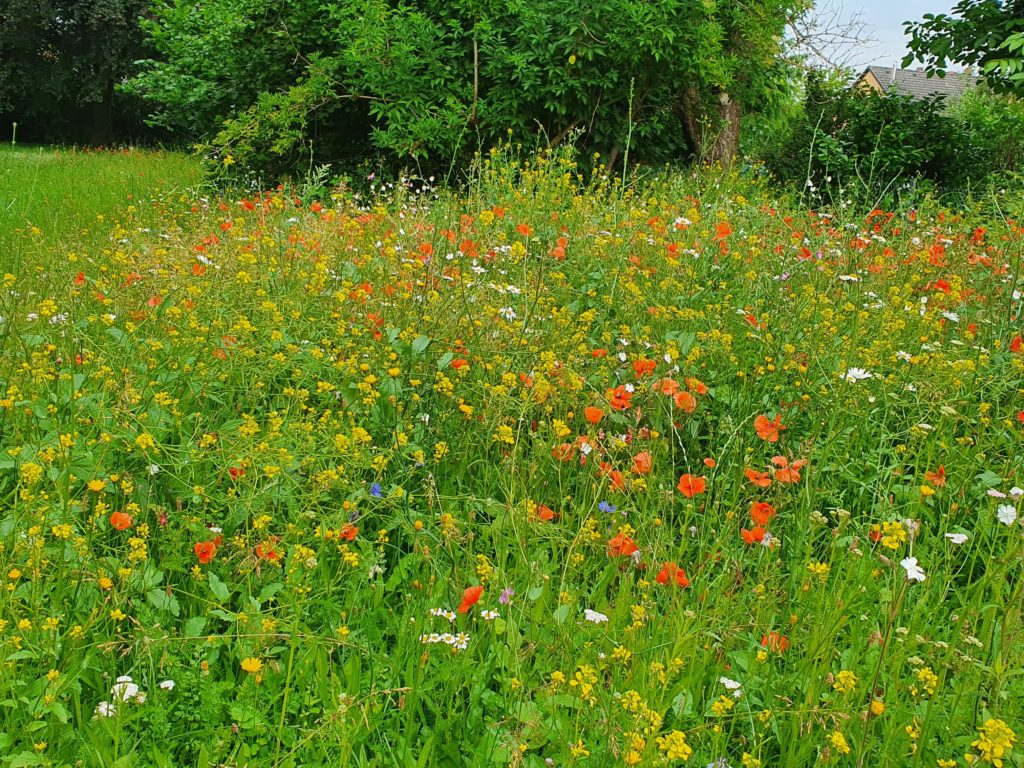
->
369;482;382;498
498;588;514;605
598;501;616;514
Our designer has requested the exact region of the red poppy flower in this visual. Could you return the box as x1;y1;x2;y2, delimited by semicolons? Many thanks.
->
1011;334;1022;354
673;390;697;413
584;406;604;425
109;511;132;531
924;465;947;487
194;540;217;564
457;585;484;613
552;443;576;462
677;474;706;498
686;377;708;395
741;526;767;545
761;631;790;652
632;359;656;377
655;562;690;588
754;414;785;442
749;501;776;526
255;541;280;561
532;504;556;522
745;468;772;488
607;533;639;558
654;378;680;395
632;451;653;475
339;523;358;541
607;385;633;411
771;455;807;484
599;462;626;491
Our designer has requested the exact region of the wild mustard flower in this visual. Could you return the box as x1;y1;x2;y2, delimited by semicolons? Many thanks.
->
655;730;692;761
832;670;857;693
970;719;1016;766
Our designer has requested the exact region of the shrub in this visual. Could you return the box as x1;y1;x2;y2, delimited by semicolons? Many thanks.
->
761;71;975;207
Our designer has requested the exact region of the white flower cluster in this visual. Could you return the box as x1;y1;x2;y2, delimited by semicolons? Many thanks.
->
429;607;456;622
720;676;743;699
987;485;1021;525
419;632;470;651
94;675;174;717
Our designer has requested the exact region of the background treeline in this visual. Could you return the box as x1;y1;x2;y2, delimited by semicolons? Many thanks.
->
2;0;1024;204
758;72;1024;205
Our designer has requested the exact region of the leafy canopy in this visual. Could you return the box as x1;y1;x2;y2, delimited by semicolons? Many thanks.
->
127;0;806;176
904;0;1024;95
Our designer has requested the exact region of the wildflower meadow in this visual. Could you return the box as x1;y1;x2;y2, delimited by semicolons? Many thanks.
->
0;145;1021;768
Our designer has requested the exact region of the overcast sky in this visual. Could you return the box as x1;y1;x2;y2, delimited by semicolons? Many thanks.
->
847;0;956;68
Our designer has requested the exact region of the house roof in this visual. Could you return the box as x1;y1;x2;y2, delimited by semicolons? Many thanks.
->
860;65;980;100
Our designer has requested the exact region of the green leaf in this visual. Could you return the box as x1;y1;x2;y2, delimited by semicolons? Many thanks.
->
207;571;231;602
45;701;70;724
975;470;1002;488
257;582;284;604
7;752;44;767
184;616;207;637
411;335;431;355
147;588;181;617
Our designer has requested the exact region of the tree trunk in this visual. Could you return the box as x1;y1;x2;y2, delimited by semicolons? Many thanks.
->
88;80;114;146
706;91;740;165
677;87;741;165
677;85;704;159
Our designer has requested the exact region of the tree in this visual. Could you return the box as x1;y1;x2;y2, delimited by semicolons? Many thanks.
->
128;0;804;175
0;0;151;143
904;0;1024;95
787;0;878;71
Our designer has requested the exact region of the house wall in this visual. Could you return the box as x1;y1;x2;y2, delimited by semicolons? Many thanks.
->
854;71;884;94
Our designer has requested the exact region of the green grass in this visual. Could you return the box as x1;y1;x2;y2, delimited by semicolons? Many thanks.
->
0;146;1021;768
0;145;200;269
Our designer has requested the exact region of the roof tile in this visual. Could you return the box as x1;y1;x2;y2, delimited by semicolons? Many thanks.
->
862;66;979;100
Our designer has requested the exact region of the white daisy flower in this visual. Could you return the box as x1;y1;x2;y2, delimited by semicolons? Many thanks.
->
843;367;873;382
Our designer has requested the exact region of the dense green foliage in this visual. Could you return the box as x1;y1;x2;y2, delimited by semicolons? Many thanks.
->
904;0;1024;95
124;0;804;178
760;72;1024;206
0;0;151;144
